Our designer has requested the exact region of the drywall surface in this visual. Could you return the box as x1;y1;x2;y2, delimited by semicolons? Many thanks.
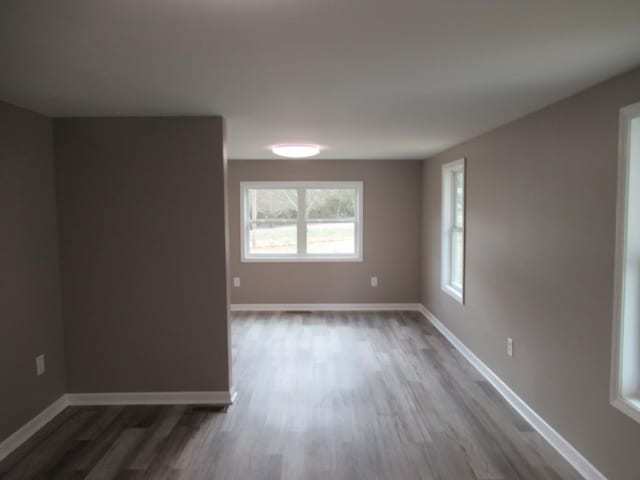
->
228;160;422;304
54;117;231;393
422;66;640;479
0;101;65;443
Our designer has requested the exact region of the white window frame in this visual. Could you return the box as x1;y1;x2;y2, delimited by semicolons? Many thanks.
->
240;181;363;262
611;101;640;424
441;158;465;303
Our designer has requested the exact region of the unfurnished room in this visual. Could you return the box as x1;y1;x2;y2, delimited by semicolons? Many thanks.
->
1;1;640;479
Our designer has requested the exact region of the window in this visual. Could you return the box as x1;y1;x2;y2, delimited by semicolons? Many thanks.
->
441;158;465;303
612;101;640;424
241;181;363;262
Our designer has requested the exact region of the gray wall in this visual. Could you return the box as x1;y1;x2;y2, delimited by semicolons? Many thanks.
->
228;160;422;304
54;117;231;393
422;66;640;479
0;101;65;443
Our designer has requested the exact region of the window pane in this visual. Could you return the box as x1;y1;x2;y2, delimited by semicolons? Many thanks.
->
306;188;356;220
248;223;297;254
454;172;464;228
248;189;298;220
307;222;355;254
451;229;464;288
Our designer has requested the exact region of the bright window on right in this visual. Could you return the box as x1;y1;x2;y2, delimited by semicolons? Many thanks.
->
612;101;640;424
441;158;465;304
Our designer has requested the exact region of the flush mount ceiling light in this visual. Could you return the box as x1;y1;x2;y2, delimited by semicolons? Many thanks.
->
271;144;320;158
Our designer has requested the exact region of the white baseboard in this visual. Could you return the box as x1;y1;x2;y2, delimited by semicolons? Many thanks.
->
0;395;69;462
230;303;422;312
0;389;236;464
417;305;606;480
66;390;236;406
0;390;237;461
4;306;603;478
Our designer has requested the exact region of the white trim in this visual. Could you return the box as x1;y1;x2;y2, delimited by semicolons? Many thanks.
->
0;395;69;462
611;396;640;424
238;255;362;263
441;158;465;304
442;284;463;304
611;100;640;424
0;390;237;463
66;391;236;406
230;303;422;312
240;181;363;262
417;305;606;480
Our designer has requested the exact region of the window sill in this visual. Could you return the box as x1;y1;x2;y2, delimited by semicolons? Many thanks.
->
442;284;464;304
611;395;640;425
242;255;363;263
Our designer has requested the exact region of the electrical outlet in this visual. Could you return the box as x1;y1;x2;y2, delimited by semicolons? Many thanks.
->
507;338;514;358
36;354;46;376
233;277;241;287
371;276;378;287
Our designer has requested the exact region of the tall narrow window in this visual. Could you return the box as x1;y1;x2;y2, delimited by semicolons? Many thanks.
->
441;158;465;303
612;101;640;424
241;181;363;262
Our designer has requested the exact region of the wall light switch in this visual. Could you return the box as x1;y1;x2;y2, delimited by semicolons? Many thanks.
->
36;354;45;376
233;277;241;287
507;338;514;358
371;276;378;287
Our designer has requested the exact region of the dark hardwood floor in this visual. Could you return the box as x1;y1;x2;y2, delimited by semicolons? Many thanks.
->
0;311;580;479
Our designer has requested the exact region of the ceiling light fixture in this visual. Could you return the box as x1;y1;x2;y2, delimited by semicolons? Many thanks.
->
271;144;320;158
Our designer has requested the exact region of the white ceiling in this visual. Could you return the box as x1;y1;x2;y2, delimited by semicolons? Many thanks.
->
1;0;640;159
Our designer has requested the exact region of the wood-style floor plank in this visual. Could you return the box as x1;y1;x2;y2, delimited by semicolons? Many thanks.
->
0;311;581;479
